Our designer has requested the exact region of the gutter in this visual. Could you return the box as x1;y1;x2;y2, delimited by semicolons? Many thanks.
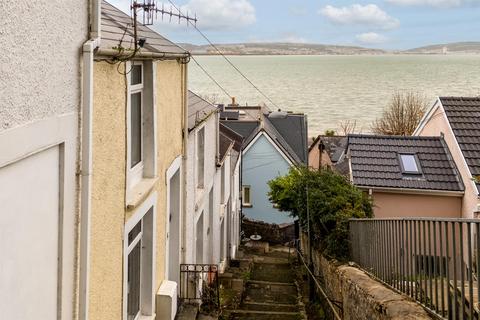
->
358;185;464;197
95;48;190;61
79;1;101;319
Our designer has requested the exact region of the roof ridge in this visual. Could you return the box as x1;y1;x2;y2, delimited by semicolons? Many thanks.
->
348;134;442;140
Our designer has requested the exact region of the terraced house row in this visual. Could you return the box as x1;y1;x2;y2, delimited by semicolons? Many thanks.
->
0;1;241;320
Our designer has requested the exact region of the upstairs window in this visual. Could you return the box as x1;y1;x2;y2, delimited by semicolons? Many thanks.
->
130;64;143;173
197;127;205;188
127;61;156;193
399;153;422;175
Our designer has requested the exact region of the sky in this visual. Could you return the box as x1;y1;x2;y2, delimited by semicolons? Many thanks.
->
109;0;480;50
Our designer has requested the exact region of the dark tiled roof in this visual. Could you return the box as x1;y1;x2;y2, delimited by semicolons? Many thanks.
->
321;135;348;163
220;123;244;152
100;1;188;57
221;114;308;165
219;132;234;164
221;121;259;140
266;114;308;164
188;91;217;131
348;134;464;192
440;97;480;191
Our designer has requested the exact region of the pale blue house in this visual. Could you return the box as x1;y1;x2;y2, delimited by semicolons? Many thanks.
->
221;107;308;225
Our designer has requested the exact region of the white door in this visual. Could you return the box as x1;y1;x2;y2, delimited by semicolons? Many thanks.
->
167;169;181;285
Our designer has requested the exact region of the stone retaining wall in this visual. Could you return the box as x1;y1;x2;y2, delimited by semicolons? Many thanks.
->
242;218;296;244
301;234;434;319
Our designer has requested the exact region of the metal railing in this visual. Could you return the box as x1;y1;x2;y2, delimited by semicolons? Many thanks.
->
179;264;220;312
296;245;343;320
350;218;480;320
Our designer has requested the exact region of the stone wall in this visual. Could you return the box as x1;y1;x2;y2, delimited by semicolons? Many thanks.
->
242;218;296;245
300;234;433;319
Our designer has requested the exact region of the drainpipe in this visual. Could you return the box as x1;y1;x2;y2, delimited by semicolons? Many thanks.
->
79;1;101;319
181;62;188;264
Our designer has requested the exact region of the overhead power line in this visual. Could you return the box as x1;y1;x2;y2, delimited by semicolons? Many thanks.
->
166;0;280;109
190;55;232;99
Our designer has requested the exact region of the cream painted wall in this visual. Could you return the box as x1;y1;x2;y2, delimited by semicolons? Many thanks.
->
153;60;185;287
89;59;185;319
416;103;477;219
372;192;462;218
89;59;185;320
90;62;127;320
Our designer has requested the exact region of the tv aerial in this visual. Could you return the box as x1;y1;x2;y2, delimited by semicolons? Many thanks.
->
130;0;198;26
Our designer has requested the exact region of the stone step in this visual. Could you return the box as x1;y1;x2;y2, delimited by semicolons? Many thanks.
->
227;309;302;320
244;282;298;305
247;279;296;287
251;263;294;283
175;304;198;320
241;301;299;312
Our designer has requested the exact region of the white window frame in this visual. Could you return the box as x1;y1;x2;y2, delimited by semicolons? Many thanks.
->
398;153;422;175
123;193;157;320
128;62;145;188
242;185;251;207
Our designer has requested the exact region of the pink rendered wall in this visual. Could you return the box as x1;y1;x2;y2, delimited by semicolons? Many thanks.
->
372;191;462;218
308;141;333;170
416;103;478;219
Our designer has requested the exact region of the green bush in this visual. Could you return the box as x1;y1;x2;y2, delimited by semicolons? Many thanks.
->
268;166;372;260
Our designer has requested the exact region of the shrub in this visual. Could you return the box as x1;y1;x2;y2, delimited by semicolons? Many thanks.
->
268;166;372;260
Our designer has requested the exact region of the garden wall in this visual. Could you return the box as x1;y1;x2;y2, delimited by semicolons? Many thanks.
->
301;235;433;319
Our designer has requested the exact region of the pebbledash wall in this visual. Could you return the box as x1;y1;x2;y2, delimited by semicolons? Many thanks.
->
89;60;185;320
0;1;88;319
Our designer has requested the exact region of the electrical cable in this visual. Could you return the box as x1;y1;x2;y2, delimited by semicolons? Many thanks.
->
190;56;232;100
166;0;280;109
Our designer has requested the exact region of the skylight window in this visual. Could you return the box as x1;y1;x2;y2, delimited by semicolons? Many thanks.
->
399;154;422;174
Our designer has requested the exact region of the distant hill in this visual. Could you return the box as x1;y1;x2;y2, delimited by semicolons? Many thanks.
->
179;42;387;55
405;42;480;54
179;41;480;56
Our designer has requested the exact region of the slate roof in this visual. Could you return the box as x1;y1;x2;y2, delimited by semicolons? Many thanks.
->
348;134;464;192
221;121;259;140
188;91;217;131
221;113;308;165
100;1;189;58
220;123;244;152
440;97;480;191
219;132;234;164
267;114;308;164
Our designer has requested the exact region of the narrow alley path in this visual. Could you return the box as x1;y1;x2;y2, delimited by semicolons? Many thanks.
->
225;246;306;320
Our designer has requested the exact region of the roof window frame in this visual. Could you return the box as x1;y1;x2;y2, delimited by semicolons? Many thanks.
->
398;153;422;175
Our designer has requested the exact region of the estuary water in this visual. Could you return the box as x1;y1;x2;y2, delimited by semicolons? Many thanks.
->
188;55;480;136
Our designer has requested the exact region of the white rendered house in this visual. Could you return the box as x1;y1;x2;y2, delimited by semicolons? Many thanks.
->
0;1;90;319
184;92;242;272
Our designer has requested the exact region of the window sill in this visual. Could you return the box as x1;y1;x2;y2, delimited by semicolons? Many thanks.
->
243;204;252;208
137;315;156;320
127;177;159;210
